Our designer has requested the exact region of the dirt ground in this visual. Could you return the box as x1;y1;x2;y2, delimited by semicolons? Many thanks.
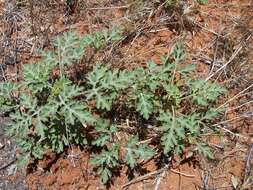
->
0;0;252;190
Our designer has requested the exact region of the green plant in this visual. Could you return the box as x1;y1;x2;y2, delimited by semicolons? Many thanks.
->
0;28;226;184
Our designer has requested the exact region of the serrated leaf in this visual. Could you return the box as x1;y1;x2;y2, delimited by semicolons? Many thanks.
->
32;145;44;159
124;136;154;168
178;114;200;135
108;27;123;41
16;154;30;167
96;94;113;110
86;63;132;110
137;93;154;119
35;119;46;138
203;107;225;121
196;142;214;159
23;61;52;92
98;167;112;184
159;112;185;153
92;134;110;146
170;42;184;61
54;31;85;66
163;83;181;104
91;143;119;168
189;79;226;106
179;64;195;74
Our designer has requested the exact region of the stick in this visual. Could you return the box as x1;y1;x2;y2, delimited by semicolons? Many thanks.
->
244;144;253;180
170;169;195;178
122;167;168;189
206;33;252;81
0;159;16;170
213;125;248;141
216;83;253;110
154;164;169;190
86;4;131;11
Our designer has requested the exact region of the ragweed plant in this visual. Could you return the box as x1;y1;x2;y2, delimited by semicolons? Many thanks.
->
0;27;225;184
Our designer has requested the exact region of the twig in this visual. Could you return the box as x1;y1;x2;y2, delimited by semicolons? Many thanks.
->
170;169;195;178
122;167;168;189
216;83;253;110
206;33;252;81
206;42;243;81
12;15;19;81
67;149;80;167
244;144;253;180
149;28;170;33
209;36;219;75
154;164;169;190
188;18;222;37
0;159;16;170
28;0;36;36
154;170;166;190
212;125;248;140
227;100;253;112
86;4;132;11
202;171;210;190
0;63;7;81
213;114;252;125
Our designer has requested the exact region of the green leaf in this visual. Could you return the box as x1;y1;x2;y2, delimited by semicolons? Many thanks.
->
23;61;52;92
98;167;112;184
86;63;133;110
124;136;155;168
170;42;184;62
163;83;181;104
90;143;120;183
178;114;200;135
35;119;46;138
136;93;154;119
16;154;30;167
195;141;214;159
158;112;185;153
179;64;195;75
92;121;117;146
107;27;123;41
202;107;225;121
189;80;226;106
91;143;120;168
54;31;86;66
92;134;110;147
0;82;18;105
16;138;33;152
31;145;44;159
96;94;113;110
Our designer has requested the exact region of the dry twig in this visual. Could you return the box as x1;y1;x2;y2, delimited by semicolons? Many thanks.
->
170;169;195;178
244;144;253;180
122;167;168;189
86;4;132;11
206;33;252;81
0;159;16;171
